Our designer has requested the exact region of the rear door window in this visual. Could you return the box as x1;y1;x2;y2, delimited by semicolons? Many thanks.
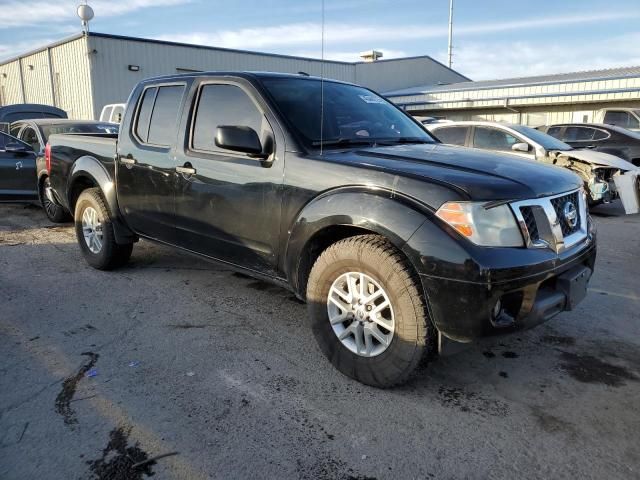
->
564;127;595;142
472;127;519;151
432;126;468;146
147;86;185;146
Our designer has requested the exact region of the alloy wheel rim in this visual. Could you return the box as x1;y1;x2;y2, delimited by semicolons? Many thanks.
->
43;179;57;218
81;206;103;254
327;271;395;357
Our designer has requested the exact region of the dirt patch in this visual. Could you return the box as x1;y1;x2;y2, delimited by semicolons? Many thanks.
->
530;407;575;435
438;386;509;417
559;352;636;387
87;426;155;479
55;352;99;426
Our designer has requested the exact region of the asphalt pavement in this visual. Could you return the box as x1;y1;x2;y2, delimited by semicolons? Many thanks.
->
1;201;639;479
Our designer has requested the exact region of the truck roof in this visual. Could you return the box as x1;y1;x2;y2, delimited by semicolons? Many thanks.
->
137;71;354;86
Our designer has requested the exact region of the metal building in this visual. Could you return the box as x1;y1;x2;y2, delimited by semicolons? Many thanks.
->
0;32;468;120
385;66;640;126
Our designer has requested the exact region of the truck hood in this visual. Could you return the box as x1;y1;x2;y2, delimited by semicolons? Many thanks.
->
325;143;582;201
553;149;638;171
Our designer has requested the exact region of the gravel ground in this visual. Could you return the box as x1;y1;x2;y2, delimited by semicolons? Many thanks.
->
1;202;639;480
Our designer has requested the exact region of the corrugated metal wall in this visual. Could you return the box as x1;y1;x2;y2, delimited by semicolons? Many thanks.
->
50;36;93;119
355;57;467;93
19;50;52;105
0;60;23;105
88;35;357;119
0;36;93;119
417;102;640;126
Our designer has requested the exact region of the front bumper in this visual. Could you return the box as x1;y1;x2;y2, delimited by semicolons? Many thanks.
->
418;239;596;342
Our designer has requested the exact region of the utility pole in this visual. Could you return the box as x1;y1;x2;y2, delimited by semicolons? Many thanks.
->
447;0;454;68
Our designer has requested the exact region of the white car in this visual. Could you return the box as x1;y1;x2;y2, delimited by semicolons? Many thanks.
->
98;103;126;124
427;121;637;207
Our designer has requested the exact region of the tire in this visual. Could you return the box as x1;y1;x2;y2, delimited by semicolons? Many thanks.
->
74;187;133;270
307;234;433;388
40;177;71;223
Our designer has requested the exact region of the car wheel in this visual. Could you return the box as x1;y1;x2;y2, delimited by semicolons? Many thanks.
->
40;177;71;223
74;187;133;270
307;234;433;388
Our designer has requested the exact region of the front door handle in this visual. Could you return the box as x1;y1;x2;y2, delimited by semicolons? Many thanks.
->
176;165;196;175
120;155;136;165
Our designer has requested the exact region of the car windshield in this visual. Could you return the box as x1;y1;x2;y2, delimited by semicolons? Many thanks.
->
510;124;572;151
260;77;435;149
40;123;119;142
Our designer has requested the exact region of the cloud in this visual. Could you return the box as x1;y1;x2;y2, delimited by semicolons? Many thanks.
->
0;39;57;61
0;0;191;29
157;11;640;52
440;33;640;80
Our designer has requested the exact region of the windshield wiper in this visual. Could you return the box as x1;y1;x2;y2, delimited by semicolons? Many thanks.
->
374;137;434;145
311;138;376;148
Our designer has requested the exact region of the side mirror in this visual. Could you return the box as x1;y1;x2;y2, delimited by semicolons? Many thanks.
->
5;143;31;154
215;125;268;159
511;142;530;153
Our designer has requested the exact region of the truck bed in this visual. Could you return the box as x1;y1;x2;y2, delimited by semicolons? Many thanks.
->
48;133;119;212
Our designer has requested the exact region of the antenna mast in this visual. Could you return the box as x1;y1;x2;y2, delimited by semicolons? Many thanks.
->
320;0;325;156
447;0;454;68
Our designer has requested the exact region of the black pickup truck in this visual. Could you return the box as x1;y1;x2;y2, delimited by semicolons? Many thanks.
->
46;72;597;387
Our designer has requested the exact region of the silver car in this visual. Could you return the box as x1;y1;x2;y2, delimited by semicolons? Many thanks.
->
427;121;637;206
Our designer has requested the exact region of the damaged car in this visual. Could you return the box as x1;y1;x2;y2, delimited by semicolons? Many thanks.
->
427;121;638;208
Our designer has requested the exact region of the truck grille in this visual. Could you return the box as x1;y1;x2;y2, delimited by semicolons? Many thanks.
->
510;189;587;253
519;206;539;242
550;191;581;237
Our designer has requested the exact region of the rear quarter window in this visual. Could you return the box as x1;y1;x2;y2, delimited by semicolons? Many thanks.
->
134;87;157;142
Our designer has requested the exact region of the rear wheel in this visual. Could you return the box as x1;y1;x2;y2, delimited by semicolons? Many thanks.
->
40;177;71;223
307;234;432;388
74;188;133;270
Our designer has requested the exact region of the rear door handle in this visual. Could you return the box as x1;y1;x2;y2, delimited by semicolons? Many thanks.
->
176;165;196;175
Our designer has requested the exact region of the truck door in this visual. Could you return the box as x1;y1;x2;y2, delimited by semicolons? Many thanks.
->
0;132;38;202
116;83;187;241
172;80;284;275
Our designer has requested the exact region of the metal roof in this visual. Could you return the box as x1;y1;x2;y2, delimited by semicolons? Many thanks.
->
384;65;640;97
0;31;467;76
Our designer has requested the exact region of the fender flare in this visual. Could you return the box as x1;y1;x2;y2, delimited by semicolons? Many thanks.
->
67;156;137;244
284;187;430;293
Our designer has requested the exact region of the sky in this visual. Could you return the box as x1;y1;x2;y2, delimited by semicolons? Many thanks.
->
1;0;640;81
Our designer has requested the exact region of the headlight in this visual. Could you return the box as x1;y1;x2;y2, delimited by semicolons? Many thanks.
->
435;201;524;247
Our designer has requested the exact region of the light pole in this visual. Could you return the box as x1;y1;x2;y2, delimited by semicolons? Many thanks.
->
447;0;454;68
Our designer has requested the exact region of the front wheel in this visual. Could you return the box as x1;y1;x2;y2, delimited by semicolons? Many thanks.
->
307;234;433;388
74;188;133;270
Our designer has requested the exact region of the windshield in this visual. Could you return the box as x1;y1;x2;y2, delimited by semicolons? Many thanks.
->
510;124;572;151
41;123;119;142
260;78;435;149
